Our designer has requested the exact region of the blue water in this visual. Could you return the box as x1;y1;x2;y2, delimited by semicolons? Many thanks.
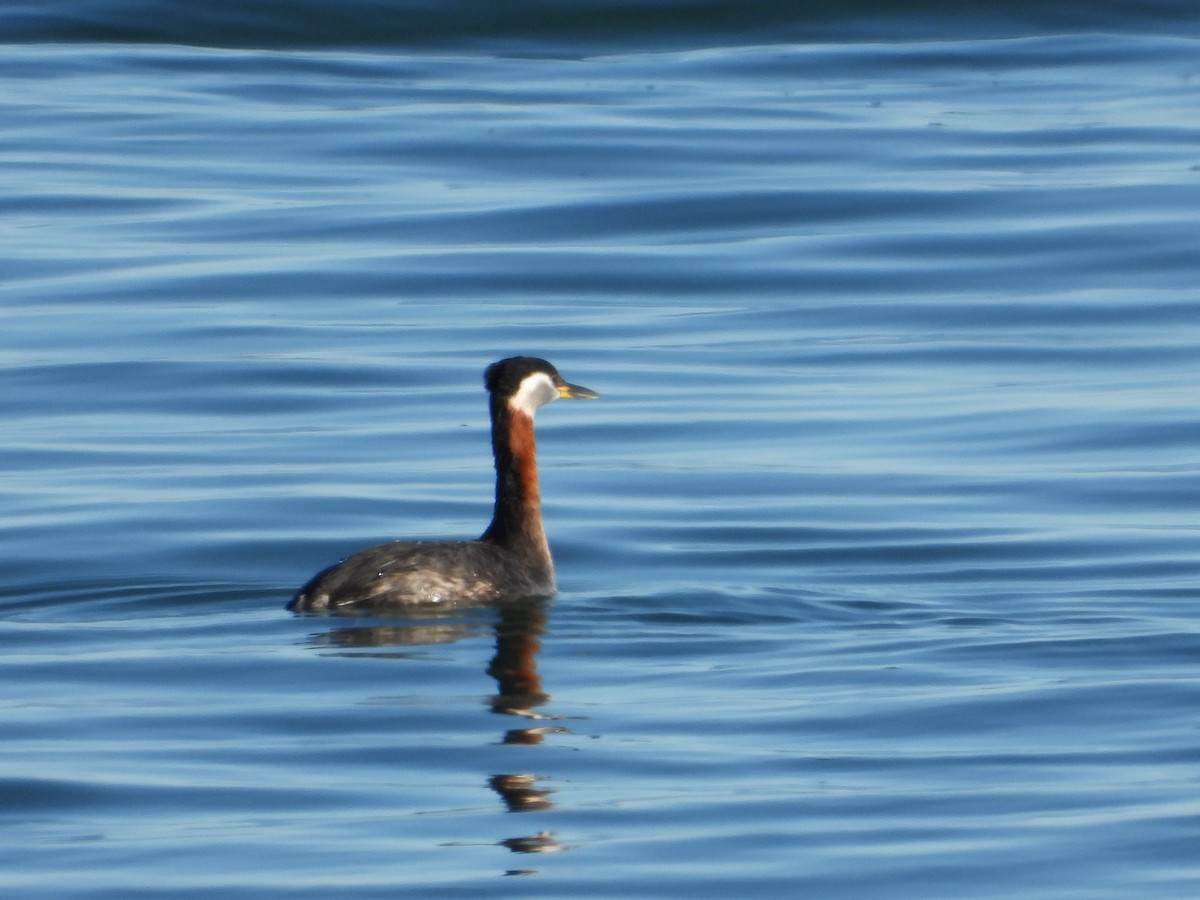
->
4;2;1200;897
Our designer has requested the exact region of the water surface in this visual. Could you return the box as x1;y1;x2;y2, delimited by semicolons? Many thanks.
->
3;4;1200;897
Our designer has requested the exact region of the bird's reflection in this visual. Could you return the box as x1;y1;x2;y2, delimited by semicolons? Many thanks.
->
489;774;553;812
311;609;493;653
487;600;548;711
305;597;567;863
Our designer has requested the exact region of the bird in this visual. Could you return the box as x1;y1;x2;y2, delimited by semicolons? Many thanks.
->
289;356;598;612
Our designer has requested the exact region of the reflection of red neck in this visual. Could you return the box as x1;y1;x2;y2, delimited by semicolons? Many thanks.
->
481;405;550;565
488;601;548;713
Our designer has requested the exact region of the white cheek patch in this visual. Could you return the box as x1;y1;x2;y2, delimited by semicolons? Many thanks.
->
509;371;559;417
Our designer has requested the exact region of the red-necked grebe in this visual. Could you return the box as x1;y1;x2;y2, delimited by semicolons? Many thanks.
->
289;357;599;611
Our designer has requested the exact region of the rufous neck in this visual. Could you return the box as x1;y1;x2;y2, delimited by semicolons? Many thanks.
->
481;402;550;561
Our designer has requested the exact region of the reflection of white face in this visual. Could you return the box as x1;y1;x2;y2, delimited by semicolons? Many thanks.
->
509;371;559;417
